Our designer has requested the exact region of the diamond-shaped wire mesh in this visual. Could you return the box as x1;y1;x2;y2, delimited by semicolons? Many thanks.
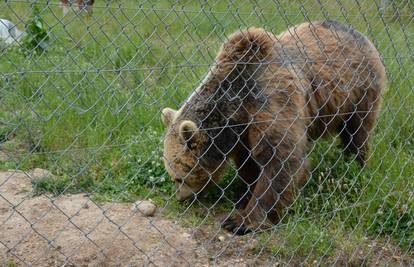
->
0;0;413;266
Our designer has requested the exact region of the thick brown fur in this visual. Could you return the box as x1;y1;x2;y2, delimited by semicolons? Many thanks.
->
161;21;386;235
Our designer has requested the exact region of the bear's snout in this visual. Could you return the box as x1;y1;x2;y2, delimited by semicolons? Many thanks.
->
175;183;196;201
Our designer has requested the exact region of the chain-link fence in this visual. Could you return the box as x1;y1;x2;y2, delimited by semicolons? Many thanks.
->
0;0;413;266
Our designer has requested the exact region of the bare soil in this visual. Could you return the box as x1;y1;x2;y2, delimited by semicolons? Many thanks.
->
0;170;265;266
0;170;412;266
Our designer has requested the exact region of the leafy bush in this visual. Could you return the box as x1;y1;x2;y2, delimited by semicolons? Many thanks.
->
22;5;50;53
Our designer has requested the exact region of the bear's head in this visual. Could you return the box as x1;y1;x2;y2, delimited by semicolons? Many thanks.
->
161;108;227;201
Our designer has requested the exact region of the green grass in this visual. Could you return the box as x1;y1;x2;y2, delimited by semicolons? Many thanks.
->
0;0;413;262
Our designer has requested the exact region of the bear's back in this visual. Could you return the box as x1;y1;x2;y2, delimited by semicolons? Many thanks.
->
274;21;386;138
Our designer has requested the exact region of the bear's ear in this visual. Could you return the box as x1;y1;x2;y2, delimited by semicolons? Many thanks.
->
161;108;177;127
179;120;199;144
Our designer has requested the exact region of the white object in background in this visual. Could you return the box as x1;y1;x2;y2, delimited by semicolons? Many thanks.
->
0;19;25;45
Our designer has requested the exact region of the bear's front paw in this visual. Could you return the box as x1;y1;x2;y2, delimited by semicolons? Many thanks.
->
222;216;252;235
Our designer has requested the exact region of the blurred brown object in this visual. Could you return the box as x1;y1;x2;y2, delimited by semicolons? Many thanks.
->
60;0;95;16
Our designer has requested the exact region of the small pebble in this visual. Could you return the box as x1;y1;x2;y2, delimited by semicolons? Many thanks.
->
182;232;191;239
132;200;156;217
30;168;53;179
0;151;8;162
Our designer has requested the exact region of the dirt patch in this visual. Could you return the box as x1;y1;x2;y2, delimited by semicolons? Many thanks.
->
0;171;192;266
0;170;212;266
0;170;413;266
0;170;275;266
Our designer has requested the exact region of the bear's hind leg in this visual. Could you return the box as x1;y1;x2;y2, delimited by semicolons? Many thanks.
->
340;106;379;166
340;116;368;165
339;80;383;166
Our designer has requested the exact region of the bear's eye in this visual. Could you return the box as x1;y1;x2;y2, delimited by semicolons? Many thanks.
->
174;178;183;183
175;160;192;173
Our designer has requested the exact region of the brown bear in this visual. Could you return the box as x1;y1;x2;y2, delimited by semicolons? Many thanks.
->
161;21;386;235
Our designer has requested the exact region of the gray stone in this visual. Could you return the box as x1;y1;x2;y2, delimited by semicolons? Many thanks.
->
29;168;53;179
132;200;156;217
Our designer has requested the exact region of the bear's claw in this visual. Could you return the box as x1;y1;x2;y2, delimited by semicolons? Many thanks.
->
222;217;252;235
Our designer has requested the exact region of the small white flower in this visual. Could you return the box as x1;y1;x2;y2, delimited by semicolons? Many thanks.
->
318;185;323;191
